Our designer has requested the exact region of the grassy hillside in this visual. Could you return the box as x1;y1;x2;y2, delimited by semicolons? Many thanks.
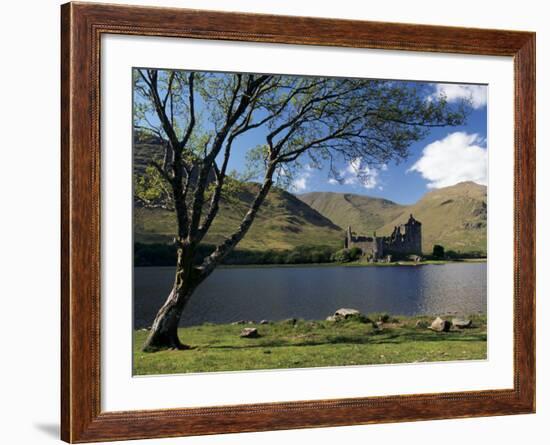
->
134;138;485;255
378;182;487;254
299;182;487;254
299;192;404;235
135;183;344;251
134;137;344;251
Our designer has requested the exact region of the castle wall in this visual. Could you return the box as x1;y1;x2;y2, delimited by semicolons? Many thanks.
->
345;230;384;259
345;215;422;260
348;238;383;258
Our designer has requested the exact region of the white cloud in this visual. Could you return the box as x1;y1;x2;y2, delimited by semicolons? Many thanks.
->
292;177;308;192
430;84;487;109
291;169;312;192
339;158;380;189
408;132;487;189
327;178;339;185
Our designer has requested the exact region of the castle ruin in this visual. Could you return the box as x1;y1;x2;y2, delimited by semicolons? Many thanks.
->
344;214;422;260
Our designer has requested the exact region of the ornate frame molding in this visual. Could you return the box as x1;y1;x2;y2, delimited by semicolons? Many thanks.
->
61;2;535;442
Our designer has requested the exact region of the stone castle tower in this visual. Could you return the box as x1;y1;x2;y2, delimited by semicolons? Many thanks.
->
345;214;422;260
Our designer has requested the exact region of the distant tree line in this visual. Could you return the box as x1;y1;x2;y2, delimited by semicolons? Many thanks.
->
428;244;486;260
442;250;487;259
330;247;363;263
135;243;486;267
135;243;337;267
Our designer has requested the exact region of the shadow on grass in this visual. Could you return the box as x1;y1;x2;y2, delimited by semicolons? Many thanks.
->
203;330;487;351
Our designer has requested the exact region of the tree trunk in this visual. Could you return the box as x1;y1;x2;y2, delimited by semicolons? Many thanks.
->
142;255;198;351
142;167;275;352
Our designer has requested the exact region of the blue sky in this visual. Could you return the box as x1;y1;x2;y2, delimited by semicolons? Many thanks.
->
135;72;487;206
224;81;487;205
229;84;487;204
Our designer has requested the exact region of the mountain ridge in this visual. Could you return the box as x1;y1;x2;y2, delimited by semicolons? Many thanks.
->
134;133;486;255
299;181;487;254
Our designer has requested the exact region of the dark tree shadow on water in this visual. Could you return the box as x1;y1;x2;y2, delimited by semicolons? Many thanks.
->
33;422;59;439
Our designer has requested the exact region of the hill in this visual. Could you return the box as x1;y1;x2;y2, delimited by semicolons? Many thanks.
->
134;136;486;255
378;182;487;254
299;182;487;254
298;192;404;235
134;183;344;251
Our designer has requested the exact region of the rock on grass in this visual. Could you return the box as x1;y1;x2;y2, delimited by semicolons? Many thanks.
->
327;308;371;323
452;318;472;329
429;317;451;332
240;327;260;338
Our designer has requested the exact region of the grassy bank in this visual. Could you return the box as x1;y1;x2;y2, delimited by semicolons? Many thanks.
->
338;258;487;267
217;258;487;269
133;314;487;375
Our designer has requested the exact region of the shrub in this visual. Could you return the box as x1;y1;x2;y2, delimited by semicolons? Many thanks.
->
284;251;303;264
348;247;363;261
331;248;351;263
432;244;445;259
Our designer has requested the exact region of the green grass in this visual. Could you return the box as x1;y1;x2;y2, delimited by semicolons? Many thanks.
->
133;314;487;375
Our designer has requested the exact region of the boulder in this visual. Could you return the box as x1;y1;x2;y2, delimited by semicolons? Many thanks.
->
452;318;472;329
231;320;247;325
334;308;360;319
240;328;260;338
330;308;370;323
429;317;451;332
259;319;270;325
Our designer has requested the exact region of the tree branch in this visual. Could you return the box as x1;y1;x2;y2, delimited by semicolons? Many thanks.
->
178;72;195;152
187;75;272;239
195;137;234;242
138;69;180;152
196;162;277;279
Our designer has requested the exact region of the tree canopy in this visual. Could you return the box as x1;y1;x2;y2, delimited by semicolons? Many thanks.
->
133;68;469;351
134;69;466;269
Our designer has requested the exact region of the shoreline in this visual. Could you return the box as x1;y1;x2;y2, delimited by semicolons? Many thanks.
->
136;311;488;331
135;258;487;270
218;258;487;269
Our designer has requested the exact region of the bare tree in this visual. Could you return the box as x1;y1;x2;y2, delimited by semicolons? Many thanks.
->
133;69;467;351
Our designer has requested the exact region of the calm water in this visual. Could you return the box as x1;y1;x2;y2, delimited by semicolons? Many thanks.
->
134;263;486;328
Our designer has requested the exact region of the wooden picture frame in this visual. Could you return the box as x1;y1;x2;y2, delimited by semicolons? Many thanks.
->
61;2;535;442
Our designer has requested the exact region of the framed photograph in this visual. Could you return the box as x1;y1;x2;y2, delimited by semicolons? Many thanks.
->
61;2;535;442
